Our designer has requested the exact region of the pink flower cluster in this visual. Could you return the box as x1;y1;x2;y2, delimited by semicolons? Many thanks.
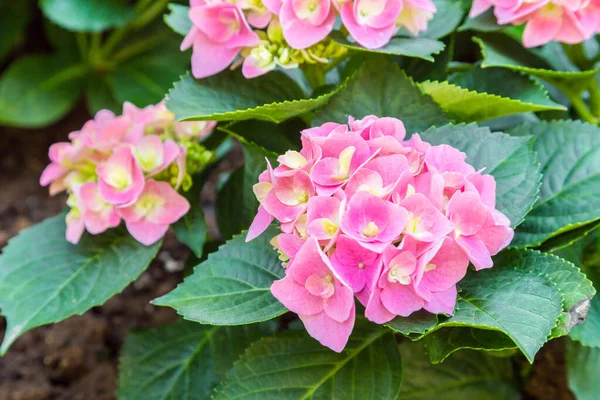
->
182;0;437;79
247;116;514;352
41;102;216;246
470;0;600;47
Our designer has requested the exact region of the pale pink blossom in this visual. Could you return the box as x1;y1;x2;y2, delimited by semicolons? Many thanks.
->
97;146;145;206
118;180;190;246
271;237;355;352
279;0;337;49
184;3;260;78
341;0;403;49
396;0;437;36
78;182;121;235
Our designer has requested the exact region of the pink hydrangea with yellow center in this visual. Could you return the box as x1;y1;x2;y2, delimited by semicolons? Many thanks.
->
470;0;600;47
41;101;216;246
247;115;514;352
181;0;438;79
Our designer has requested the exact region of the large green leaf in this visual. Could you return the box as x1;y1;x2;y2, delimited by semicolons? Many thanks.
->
153;226;287;325
118;320;276;400
0;0;32;61
173;201;207;259
474;36;600;91
40;0;135;32
509;120;600;247
314;56;449;132
0;55;86;128
167;70;343;124
330;32;445;62
213;321;402;399
389;249;594;363
399;342;519;399
0;216;161;355
164;4;191;36
566;339;600;400
423;123;541;227
419;68;565;122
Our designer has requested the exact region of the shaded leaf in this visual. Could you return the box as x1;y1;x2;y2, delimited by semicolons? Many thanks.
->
164;4;191;36
40;0;135;32
214;321;402;399
314;56;449;132
0;216;161;355
0;0;32;61
510;120;600;247
118;319;276;400
566;339;600;400
153;226;287;325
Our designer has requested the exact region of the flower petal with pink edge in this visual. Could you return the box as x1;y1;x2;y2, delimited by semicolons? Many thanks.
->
423;286;457;315
280;0;336;49
340;1;399;49
247;206;274;241
125;219;170;246
522;5;564;48
299;304;355;353
191;32;241;79
271;274;324;315
416;236;469;295
456;234;493;270
330;234;380;292
365;286;396;324
446;191;488;237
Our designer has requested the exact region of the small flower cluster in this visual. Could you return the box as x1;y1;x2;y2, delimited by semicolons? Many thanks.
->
183;0;437;79
470;0;600;47
247;116;514;352
41;102;216;246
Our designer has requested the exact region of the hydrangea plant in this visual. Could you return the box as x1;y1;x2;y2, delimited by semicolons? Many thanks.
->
1;0;600;399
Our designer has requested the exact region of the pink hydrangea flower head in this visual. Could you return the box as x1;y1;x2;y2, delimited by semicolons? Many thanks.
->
80;110;132;153
185;3;260;78
306;194;345;247
271;237;355;352
396;0;437;36
279;0;337;49
341;0;404;49
96;146;145;206
117;180;190;246
340;191;407;253
401;193;454;244
330;234;381;294
78;182;121;235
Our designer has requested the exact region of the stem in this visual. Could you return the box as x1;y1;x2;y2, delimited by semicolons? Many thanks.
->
588;79;600;117
76;33;88;61
569;95;598;124
101;0;169;58
111;32;168;64
89;32;103;62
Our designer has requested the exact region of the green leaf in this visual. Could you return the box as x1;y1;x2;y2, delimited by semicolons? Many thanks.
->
566;339;600;400
423;123;541;227
389;249;594;363
540;220;600;253
118;320;276;400
0;55;86;128
0;215;161;355
40;0;135;32
167;70;343;124
314;56;449;132
153;226;287;325
164;4;191;36
0;0;32;61
173;202;207;259
474;36;600;91
459;10;503;32
112;36;190;107
419;68;566;122
399;341;519;399
330;32;445;62
509;120;600;247
413;0;465;39
386;310;438;338
213;321;402;399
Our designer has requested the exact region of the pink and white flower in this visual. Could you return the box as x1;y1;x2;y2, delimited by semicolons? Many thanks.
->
341;0;404;49
279;0;337;49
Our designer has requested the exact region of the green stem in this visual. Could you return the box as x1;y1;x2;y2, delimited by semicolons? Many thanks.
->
101;0;169;58
588;79;600;117
76;33;88;61
569;94;598;124
111;33;168;64
89;32;103;62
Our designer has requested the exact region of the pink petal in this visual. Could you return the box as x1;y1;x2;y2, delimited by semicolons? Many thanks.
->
191;32;241;79
271;274;324;315
299;304;355;352
522;7;563;48
323;279;355;322
446;191;488;236
125;219;169;246
247;206;274;242
456;235;493;271
423;286;457;315
380;282;424;317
